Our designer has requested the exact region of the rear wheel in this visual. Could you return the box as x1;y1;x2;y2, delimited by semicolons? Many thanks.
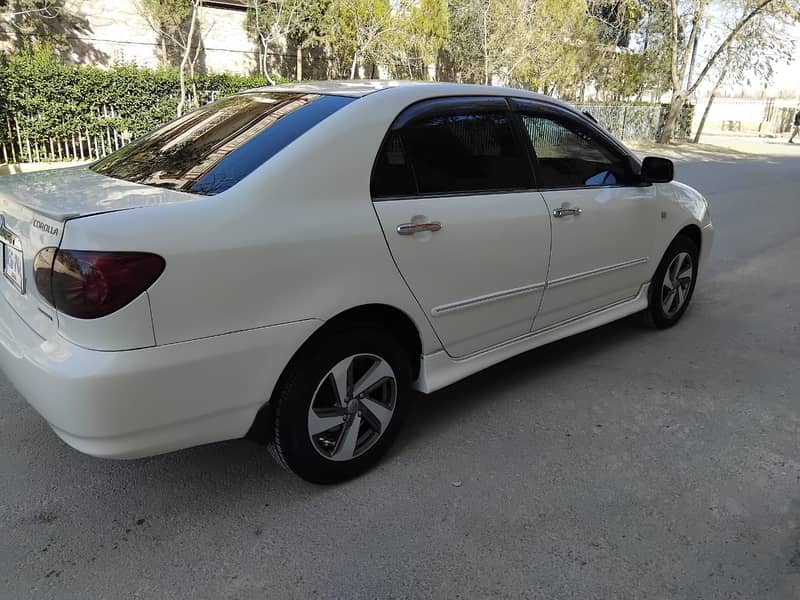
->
268;327;411;484
645;235;699;328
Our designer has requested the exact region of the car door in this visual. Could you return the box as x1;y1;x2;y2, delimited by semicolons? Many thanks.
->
511;99;658;330
371;96;551;358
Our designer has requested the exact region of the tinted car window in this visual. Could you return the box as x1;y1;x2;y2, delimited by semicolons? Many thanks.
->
91;93;353;195
521;115;634;189
371;131;416;198
397;110;530;195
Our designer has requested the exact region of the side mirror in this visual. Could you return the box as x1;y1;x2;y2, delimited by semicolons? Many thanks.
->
641;156;674;183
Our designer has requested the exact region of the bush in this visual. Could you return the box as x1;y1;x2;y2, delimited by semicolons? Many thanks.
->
0;47;292;159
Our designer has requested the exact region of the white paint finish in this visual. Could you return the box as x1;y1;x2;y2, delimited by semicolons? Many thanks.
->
0;167;200;221
0;83;714;459
261;80;428;97
431;281;546;315
49;405;261;459
56;291;156;351
535;185;657;329
647;180;713;274
373;192;551;357
63;179;440;353
0;184;64;339
0;291;321;457
417;284;650;393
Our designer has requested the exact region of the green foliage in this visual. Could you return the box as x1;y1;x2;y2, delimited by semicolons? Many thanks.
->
0;47;278;149
322;0;395;78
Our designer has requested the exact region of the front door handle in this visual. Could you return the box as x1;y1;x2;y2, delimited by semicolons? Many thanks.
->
396;221;443;235
553;207;582;218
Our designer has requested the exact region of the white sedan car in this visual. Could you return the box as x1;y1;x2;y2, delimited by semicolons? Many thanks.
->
0;81;712;483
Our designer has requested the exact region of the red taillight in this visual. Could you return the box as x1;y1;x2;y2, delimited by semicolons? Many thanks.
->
35;248;165;319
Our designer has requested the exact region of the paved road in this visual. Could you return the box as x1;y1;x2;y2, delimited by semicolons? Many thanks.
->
2;147;799;599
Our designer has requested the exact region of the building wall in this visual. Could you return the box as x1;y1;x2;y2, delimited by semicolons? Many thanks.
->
201;6;257;75
1;0;259;75
692;98;800;135
64;0;160;68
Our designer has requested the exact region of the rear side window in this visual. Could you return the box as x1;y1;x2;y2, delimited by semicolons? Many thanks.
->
371;132;416;198
372;100;531;198
91;93;353;195
520;115;636;189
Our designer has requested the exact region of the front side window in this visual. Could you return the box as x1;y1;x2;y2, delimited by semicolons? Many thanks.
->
91;92;354;195
520;115;635;189
372;100;531;198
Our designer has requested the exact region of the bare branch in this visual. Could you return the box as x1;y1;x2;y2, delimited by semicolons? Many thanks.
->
687;0;780;95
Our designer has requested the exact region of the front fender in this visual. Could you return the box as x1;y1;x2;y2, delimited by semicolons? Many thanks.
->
650;181;712;276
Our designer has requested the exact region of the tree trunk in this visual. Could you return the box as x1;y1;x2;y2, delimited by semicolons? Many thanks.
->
260;39;275;85
482;5;489;86
350;52;359;79
692;60;729;143
296;44;302;81
176;2;199;117
658;93;685;144
692;94;717;144
189;62;198;110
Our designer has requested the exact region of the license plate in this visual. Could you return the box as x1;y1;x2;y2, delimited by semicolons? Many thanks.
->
3;243;24;293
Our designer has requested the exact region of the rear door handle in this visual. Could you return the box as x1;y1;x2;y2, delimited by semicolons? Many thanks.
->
396;221;443;235
553;207;582;218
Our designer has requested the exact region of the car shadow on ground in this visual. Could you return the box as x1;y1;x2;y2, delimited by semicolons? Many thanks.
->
395;314;647;453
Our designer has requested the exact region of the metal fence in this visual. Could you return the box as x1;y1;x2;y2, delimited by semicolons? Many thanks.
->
573;104;663;141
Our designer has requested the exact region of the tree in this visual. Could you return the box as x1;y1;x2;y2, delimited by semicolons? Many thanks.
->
136;0;208;116
511;0;600;95
443;0;533;86
247;0;305;84
399;0;449;79
692;14;795;141
323;0;410;79
442;0;484;83
442;0;602;93
658;0;800;143
0;0;59;21
0;0;108;62
290;0;329;80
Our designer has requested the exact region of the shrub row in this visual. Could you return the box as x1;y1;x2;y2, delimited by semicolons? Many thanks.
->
0;47;289;148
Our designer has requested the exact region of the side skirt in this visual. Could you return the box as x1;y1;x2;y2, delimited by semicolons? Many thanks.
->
414;283;649;394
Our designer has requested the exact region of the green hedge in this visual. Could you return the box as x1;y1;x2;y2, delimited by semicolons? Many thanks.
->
0;47;291;152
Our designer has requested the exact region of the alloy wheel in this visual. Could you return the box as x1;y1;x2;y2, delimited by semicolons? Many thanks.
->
307;354;397;462
661;251;694;317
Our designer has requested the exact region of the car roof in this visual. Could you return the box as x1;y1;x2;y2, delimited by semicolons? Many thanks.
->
248;80;419;97
245;80;571;107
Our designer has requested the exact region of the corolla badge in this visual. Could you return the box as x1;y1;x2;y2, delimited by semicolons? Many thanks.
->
32;218;60;237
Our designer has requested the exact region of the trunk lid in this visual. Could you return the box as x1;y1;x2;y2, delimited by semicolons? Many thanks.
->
0;167;196;338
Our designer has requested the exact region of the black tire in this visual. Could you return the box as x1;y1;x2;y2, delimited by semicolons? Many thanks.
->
268;326;411;484
645;234;699;329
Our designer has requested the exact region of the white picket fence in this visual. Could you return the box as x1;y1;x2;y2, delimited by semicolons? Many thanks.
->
2;100;670;166
1;104;132;165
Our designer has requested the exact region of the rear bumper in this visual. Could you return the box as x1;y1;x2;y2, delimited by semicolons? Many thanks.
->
0;294;320;458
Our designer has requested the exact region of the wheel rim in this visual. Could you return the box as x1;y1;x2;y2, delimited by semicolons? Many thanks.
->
307;353;397;462
661;251;694;317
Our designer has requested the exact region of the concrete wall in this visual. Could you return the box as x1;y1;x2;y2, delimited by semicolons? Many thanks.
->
692;98;800;135
202;6;257;75
1;0;259;75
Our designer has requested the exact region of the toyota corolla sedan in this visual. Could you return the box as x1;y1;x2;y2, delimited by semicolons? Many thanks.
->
0;81;712;483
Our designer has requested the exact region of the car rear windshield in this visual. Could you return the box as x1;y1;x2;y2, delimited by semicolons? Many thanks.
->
90;92;354;195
